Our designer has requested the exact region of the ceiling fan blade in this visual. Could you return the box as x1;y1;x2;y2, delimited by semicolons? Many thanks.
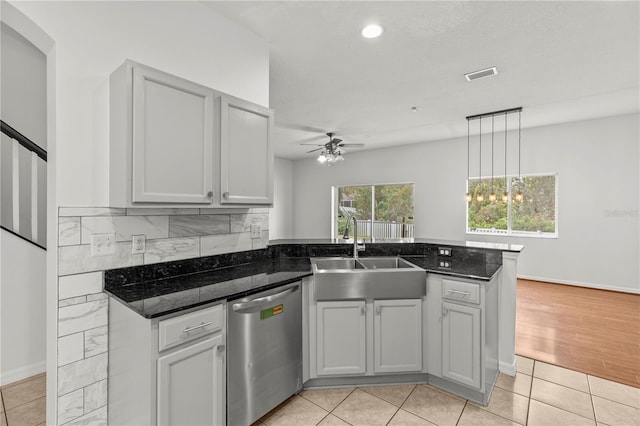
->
300;142;324;146
339;143;365;148
306;147;323;153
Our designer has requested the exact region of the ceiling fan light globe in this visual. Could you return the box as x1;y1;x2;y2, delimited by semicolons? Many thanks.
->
362;24;383;39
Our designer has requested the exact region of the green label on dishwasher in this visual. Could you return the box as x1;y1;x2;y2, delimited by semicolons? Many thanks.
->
261;304;283;320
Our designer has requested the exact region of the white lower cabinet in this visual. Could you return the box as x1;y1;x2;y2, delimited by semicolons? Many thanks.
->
314;299;422;377
441;301;481;388
374;299;422;373
108;300;226;426
316;300;366;376
426;273;499;398
157;334;225;426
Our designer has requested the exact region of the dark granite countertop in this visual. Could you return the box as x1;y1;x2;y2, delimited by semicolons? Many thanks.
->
105;240;513;319
400;256;501;281
106;258;312;319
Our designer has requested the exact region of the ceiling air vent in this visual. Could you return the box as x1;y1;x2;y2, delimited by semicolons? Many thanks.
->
465;67;498;81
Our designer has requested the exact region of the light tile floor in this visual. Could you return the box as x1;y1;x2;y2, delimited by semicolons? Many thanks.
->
255;356;640;426
0;373;46;426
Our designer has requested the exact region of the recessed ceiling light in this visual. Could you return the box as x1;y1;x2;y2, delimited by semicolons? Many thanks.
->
465;67;498;81
362;24;383;39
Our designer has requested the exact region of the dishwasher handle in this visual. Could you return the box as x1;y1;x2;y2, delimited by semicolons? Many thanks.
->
231;284;300;312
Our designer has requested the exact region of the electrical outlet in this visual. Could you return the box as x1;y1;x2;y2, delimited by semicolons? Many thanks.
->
132;234;146;254
439;260;452;269
250;225;262;239
91;233;116;257
438;247;452;257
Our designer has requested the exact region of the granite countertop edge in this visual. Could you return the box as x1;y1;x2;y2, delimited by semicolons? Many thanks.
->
105;254;501;319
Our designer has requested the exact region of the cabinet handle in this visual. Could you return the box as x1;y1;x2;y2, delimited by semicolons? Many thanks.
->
448;289;471;296
207;191;213;198
217;344;225;352
182;321;213;334
223;192;229;199
442;307;449;316
360;306;366;315
375;306;381;315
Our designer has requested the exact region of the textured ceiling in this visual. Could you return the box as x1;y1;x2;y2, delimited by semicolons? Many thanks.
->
206;1;640;159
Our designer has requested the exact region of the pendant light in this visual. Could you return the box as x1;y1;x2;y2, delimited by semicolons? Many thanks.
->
476;118;483;202
515;109;524;202
502;112;509;202
465;119;472;202
466;107;523;203
489;115;497;202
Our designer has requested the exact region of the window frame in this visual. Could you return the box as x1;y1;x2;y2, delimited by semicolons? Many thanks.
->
466;172;559;239
331;182;415;241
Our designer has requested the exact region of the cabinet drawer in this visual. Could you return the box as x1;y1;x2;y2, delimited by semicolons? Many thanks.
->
442;279;480;304
159;304;223;352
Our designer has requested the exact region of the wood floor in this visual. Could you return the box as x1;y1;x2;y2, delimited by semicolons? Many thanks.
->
516;278;640;388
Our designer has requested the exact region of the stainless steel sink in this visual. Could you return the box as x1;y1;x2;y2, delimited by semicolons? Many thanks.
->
312;258;366;270
356;257;417;269
311;257;426;300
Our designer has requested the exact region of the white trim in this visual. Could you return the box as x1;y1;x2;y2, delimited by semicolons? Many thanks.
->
518;274;640;295
31;151;38;242
11;139;20;233
0;360;46;386
499;359;517;377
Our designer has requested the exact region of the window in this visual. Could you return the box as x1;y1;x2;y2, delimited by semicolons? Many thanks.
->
334;184;414;240
467;174;557;237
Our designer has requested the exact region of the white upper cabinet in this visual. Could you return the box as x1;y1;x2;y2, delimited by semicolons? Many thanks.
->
219;94;274;205
131;65;215;204
109;60;273;207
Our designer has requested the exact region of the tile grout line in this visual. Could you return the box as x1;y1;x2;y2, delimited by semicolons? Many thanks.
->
455;400;468;425
525;360;536;426
1;389;7;426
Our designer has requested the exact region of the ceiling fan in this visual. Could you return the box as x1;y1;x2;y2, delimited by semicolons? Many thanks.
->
303;132;365;164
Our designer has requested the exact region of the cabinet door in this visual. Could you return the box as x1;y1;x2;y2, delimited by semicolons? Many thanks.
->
316;300;366;376
157;334;225;426
374;299;422;373
132;65;214;203
219;94;274;205
442;302;481;389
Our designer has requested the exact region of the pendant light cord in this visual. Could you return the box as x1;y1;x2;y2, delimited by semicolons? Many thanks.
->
491;115;494;193
479;117;482;185
518;110;522;180
504;112;508;194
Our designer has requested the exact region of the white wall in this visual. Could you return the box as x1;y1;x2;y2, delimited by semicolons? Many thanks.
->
289;114;640;293
270;158;293;239
1;21;47;148
0;9;48;386
0;230;47;385
10;1;270;423
11;0;270;207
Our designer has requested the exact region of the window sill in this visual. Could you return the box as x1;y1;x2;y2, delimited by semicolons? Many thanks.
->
467;230;558;239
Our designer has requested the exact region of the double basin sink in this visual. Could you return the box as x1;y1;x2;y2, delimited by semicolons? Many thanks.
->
311;257;426;300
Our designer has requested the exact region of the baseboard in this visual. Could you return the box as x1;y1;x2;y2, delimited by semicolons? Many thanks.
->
518;274;640;295
499;359;517;377
0;360;46;386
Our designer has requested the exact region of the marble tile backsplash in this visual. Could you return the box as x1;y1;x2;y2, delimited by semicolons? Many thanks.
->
56;206;269;425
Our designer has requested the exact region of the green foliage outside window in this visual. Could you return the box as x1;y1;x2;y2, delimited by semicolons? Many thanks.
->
468;174;556;235
336;184;414;239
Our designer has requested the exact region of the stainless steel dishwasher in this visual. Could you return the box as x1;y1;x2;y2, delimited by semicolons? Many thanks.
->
227;282;302;426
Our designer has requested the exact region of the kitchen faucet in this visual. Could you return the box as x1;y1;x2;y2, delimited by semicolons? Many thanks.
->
350;216;365;258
